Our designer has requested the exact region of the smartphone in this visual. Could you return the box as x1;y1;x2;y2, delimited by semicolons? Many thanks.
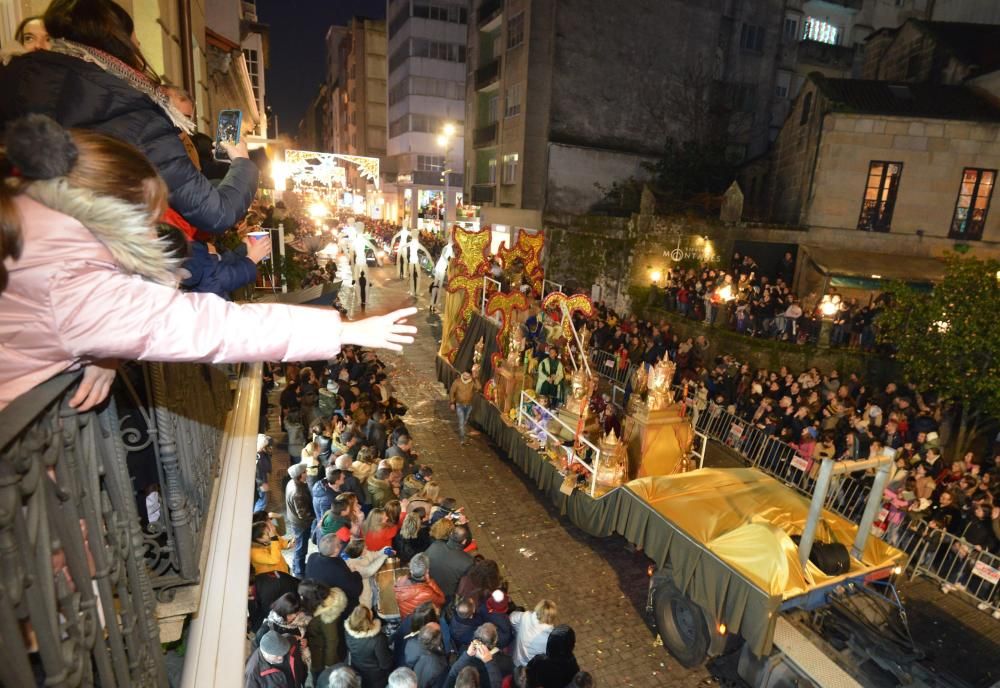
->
214;109;242;161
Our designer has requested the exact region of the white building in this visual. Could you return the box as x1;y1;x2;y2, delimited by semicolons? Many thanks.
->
386;0;471;231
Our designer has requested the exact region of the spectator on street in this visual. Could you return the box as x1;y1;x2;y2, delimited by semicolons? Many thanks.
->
244;630;304;688
403;622;448;688
394;552;446;619
426;525;475;599
525;625;580;688
511;600;558;668
285;463;314;578
344;605;394;688
300;580;348;685
305;534;363;616
251;519;291;577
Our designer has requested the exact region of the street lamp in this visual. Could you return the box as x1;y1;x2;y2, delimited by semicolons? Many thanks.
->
438;123;455;234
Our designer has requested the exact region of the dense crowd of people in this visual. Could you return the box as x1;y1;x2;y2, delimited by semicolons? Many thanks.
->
250;347;594;687
646;252;883;350
573;298;1000;614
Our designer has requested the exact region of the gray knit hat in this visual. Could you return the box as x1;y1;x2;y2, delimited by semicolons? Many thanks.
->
260;630;291;657
288;463;307;480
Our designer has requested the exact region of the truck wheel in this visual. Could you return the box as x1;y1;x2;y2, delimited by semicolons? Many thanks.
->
653;580;710;668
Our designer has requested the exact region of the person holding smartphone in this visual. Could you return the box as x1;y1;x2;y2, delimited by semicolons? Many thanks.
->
444;624;504;688
0;0;259;234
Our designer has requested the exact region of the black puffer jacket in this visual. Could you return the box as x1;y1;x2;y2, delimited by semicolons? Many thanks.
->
0;50;258;233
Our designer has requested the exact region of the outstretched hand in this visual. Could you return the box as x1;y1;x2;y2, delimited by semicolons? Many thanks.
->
342;307;418;352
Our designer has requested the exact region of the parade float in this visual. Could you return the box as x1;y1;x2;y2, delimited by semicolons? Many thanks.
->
422;224;909;687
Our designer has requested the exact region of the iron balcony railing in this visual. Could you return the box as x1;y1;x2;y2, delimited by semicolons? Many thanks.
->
472;183;496;204
473;121;498;147
474;58;502;91
0;361;233;686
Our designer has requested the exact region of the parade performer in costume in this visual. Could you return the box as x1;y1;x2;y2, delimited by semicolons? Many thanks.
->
535;345;565;406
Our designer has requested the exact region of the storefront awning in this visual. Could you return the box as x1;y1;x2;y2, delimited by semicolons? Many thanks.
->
802;245;946;284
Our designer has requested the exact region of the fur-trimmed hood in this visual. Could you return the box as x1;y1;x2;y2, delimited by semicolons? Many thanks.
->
345;618;382;639
314;587;348;624
23;178;181;286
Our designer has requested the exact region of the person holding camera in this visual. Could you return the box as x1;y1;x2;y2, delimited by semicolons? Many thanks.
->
250;519;292;577
444;624;504;688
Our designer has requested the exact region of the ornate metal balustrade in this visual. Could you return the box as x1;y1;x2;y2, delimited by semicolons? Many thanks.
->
0;361;235;687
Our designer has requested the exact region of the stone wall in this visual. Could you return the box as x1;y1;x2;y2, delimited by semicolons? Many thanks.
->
632;294;898;383
809;113;1000;247
542;211;734;312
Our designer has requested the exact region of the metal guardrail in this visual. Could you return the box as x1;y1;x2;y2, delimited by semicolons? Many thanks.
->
589;348;636;387
0;362;234;686
909;522;1000;617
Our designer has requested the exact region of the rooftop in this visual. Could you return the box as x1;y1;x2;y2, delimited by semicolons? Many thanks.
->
812;74;1000;121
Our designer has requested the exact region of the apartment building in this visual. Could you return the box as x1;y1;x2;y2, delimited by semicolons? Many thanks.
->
386;0;469;231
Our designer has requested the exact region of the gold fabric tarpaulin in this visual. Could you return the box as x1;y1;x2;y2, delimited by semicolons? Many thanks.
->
626;468;906;599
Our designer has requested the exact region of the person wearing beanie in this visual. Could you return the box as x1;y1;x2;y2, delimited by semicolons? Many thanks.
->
243;629;304;688
285;463;314;578
394;552;446;619
525;625;579;688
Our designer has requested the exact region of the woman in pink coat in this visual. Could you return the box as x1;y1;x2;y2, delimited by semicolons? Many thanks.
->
0;116;416;410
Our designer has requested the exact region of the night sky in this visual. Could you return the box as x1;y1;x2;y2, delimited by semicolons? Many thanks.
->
256;0;386;139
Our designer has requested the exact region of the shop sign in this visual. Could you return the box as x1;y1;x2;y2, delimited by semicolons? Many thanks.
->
397;173;413;185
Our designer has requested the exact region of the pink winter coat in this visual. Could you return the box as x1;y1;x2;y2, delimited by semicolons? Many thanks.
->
0;187;342;409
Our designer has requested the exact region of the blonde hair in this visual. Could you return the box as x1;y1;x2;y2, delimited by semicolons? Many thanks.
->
364;508;387;534
534;599;558;625
301;442;318;464
429;518;454;541
345;604;377;634
399;512;422;539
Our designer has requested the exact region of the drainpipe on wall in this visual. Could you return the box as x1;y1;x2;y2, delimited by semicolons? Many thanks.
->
177;0;195;96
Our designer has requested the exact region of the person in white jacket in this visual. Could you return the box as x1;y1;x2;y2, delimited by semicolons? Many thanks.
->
510;599;557;667
343;538;388;609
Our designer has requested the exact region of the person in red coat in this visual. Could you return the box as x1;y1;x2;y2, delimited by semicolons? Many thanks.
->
394;553;445;618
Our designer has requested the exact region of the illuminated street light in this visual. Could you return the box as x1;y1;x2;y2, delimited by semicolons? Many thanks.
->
650;269;662;284
442;122;456;137
271;161;287;191
308;202;329;220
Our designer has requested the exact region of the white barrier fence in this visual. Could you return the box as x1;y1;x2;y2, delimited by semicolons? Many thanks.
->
516;391;603;497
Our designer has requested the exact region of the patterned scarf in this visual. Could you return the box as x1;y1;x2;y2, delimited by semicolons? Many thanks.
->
47;38;195;135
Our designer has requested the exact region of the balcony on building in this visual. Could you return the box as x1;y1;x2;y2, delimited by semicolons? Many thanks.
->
0;348;275;686
477;0;503;31
475;58;502;92
796;39;856;72
474;122;499;147
472;183;496;204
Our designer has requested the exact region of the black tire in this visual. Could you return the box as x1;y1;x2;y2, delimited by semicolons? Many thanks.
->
653;579;710;668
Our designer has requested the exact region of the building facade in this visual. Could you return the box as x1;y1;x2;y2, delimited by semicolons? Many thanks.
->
464;0;793;244
760;73;1000;295
205;0;267;139
386;0;469;231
